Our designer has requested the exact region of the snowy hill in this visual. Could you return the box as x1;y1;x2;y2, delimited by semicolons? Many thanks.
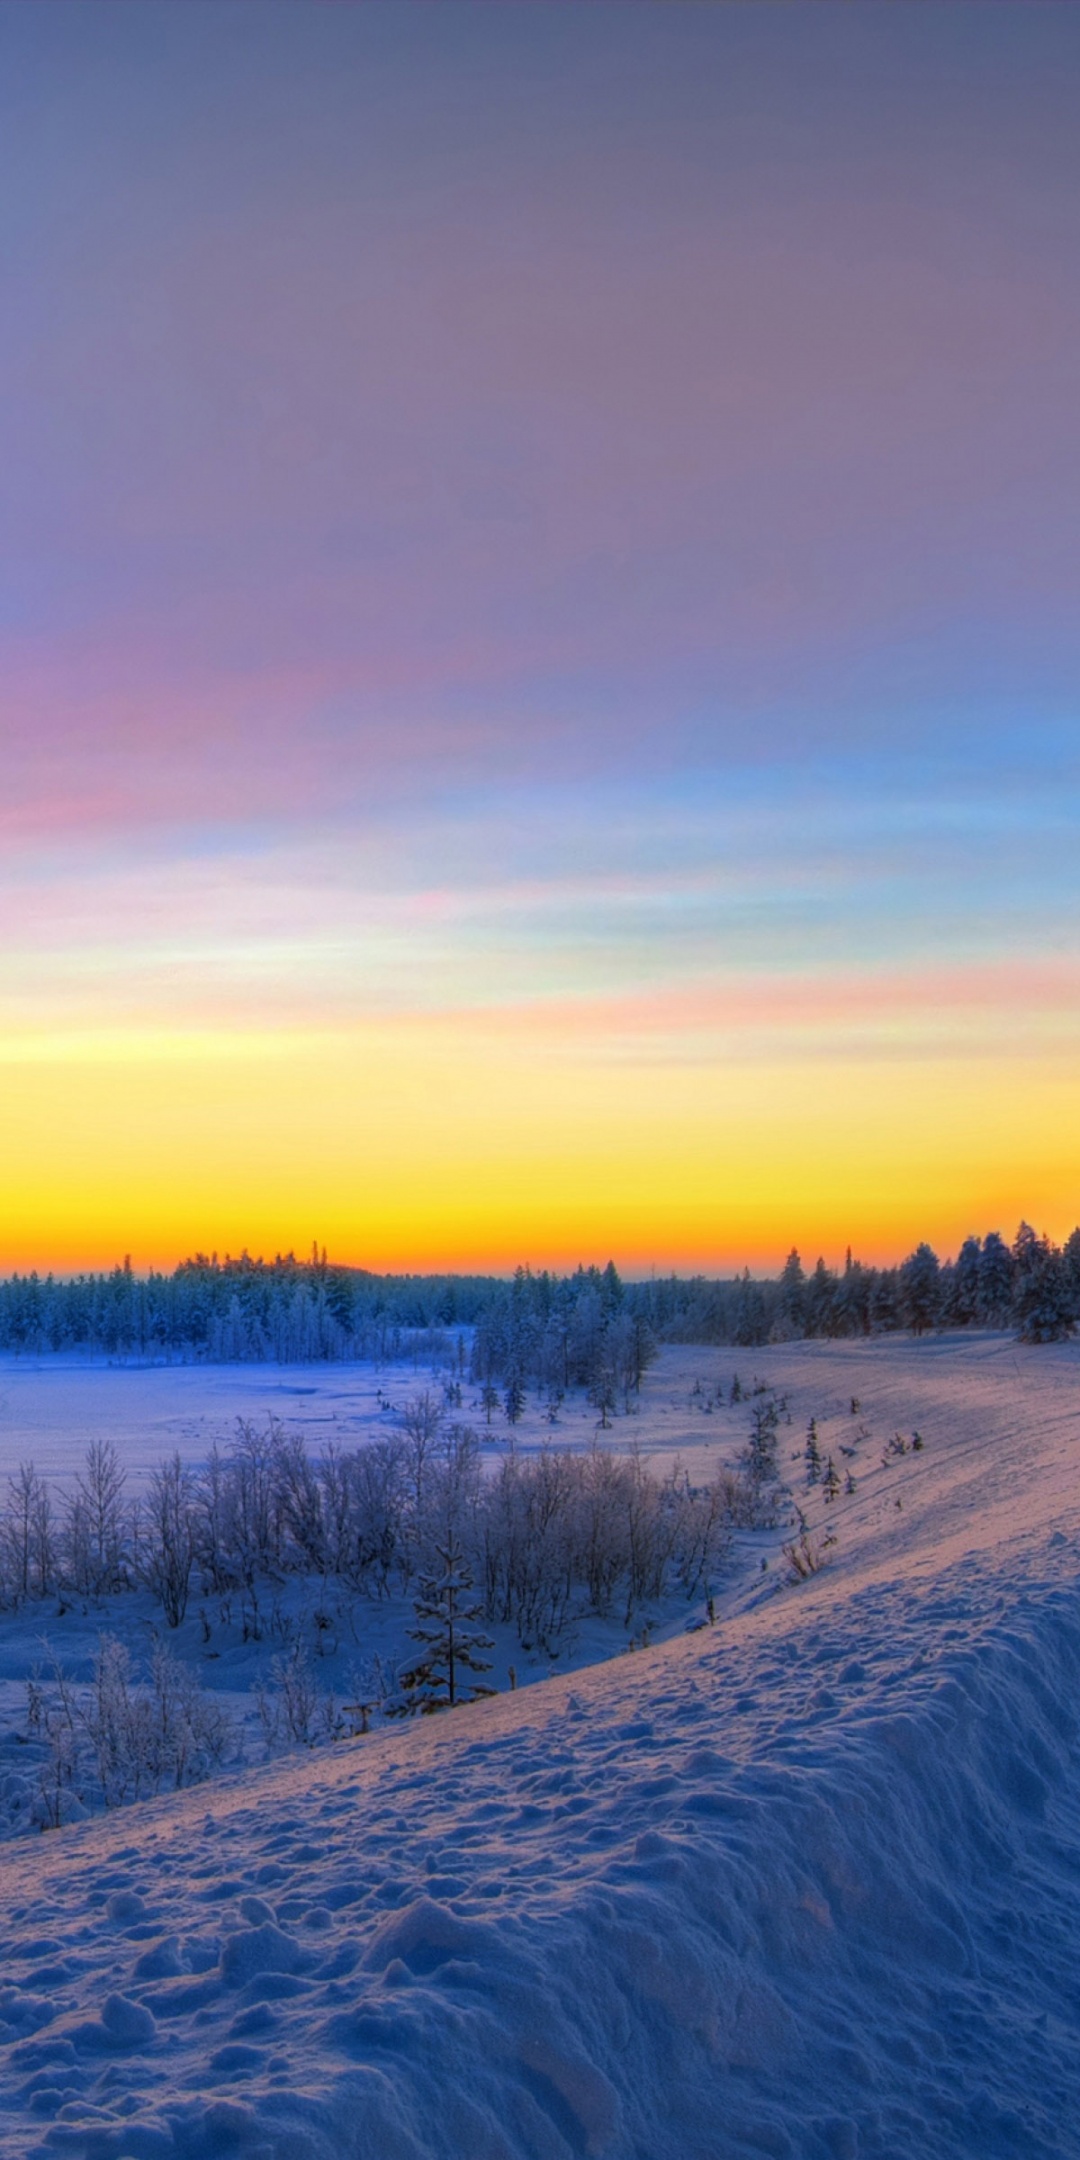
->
1;1334;1079;2159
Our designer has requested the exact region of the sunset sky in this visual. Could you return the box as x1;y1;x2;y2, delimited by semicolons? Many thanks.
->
2;2;1078;1275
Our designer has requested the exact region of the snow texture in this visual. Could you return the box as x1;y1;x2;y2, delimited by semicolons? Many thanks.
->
1;1333;1079;2158
0;1358;411;1489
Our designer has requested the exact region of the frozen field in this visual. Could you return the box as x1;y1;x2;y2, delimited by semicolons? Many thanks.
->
0;1357;422;1489
0;1333;1078;2158
0;1342;771;1487
2;1326;1068;1493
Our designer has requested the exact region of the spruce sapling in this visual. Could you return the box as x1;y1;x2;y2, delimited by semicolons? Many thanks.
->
395;1537;495;1714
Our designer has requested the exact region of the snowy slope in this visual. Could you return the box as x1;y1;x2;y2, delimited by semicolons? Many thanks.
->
1;1335;1079;2160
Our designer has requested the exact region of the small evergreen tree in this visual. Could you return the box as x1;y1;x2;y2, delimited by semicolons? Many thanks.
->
743;1397;780;1517
395;1539;495;1714
804;1420;821;1485
589;1364;617;1428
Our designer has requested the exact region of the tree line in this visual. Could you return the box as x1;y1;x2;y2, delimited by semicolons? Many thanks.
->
468;1226;1079;1392
0;1222;1076;1366
0;1248;493;1361
736;1222;1080;1347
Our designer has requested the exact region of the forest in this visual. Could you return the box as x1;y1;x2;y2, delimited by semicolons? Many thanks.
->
0;1221;1076;1368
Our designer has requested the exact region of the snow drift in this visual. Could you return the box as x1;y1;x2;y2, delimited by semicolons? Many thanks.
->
1;1337;1079;2159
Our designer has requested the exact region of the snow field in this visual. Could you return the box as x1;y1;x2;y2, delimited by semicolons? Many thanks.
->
2;1548;1079;2159
0;1334;1077;2157
0;1360;414;1490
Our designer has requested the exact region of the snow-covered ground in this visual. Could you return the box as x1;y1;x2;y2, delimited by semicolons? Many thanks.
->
0;1341;772;1487
0;1356;430;1488
1;1333;1079;2157
0;1345;777;1779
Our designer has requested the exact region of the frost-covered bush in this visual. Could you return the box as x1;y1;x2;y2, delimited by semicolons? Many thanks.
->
0;1406;743;1652
477;1444;734;1649
138;1453;197;1625
27;1635;233;1821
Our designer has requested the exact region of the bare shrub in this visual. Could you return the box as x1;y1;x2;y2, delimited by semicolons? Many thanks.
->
140;1454;196;1626
782;1529;835;1582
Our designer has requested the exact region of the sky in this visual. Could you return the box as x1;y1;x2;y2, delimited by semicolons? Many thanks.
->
1;1;1079;1276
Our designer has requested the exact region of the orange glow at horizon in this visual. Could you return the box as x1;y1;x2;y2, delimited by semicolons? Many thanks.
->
2;991;1077;1278
3;5;1080;1295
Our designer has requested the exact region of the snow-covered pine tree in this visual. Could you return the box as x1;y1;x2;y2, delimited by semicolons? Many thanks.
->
1013;1238;1076;1343
395;1538;495;1714
743;1397;781;1519
731;1271;768;1346
778;1249;806;1337
804;1257;840;1338
870;1268;900;1332
945;1236;982;1327
899;1243;941;1335
977;1230;1014;1325
804;1419;821;1485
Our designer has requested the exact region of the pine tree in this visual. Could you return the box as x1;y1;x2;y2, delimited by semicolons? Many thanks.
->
834;1256;871;1337
870;1267;900;1332
1013;1239;1075;1343
804;1258;839;1338
945;1236;982;1327
600;1259;624;1317
978;1231;1014;1325
744;1397;780;1494
899;1243;941;1335
589;1363;617;1428
732;1272;768;1346
804;1420;821;1485
395;1539;495;1714
778;1249;806;1336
